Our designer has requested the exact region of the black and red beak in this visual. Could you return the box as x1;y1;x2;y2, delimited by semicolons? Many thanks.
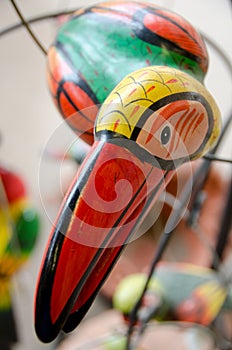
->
34;137;174;343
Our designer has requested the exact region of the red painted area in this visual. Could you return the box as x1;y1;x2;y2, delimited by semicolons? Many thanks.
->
0;167;26;203
49;142;154;323
47;47;73;96
113;119;120;131
58;82;98;144
146;85;155;94
143;12;208;72
48;139;172;324
47;47;98;145
184;112;204;141
166;79;178;84
60;82;97;120
68;165;170;314
155;8;201;42
146;45;152;54
68;200;148;313
50;238;100;324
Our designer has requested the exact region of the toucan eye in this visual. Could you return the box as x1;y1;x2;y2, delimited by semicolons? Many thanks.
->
160;125;171;145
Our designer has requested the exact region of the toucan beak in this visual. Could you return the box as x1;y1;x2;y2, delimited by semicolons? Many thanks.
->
34;137;173;343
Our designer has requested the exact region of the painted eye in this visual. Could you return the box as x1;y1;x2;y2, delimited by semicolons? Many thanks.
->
160;125;171;145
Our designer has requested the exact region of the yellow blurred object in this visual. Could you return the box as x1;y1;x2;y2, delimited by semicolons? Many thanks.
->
0;208;12;259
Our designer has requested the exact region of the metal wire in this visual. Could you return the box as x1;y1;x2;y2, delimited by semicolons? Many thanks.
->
0;10;75;38
9;0;47;55
203;154;232;163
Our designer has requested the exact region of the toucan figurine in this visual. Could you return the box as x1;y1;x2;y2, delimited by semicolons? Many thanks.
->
0;166;40;349
113;262;231;326
35;1;221;343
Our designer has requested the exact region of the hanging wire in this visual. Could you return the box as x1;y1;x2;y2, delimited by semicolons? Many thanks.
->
9;0;47;55
203;154;232;163
211;176;232;269
0;10;75;39
1;2;77;56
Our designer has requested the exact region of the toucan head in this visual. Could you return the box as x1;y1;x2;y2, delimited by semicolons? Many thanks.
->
95;65;220;165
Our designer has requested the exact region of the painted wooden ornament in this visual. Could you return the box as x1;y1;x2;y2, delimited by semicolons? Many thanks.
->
0;166;40;347
113;262;230;326
35;1;221;343
47;1;208;145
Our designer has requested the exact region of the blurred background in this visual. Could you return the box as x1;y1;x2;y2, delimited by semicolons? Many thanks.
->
0;0;231;349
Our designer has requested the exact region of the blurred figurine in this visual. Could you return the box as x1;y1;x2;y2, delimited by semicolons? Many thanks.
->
0;166;40;350
113;262;232;326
